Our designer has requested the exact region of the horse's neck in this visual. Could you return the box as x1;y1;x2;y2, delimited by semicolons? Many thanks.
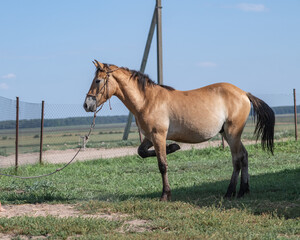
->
113;71;146;115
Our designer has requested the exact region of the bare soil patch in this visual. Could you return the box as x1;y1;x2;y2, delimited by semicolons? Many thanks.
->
0;203;151;234
0;233;48;240
0;203;125;219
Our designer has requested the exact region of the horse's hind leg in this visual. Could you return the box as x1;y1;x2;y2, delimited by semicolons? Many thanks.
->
223;132;249;198
238;144;249;198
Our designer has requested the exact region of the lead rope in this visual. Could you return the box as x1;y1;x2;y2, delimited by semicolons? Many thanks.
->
0;109;101;179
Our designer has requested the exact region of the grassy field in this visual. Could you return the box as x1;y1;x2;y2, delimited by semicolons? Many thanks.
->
0;140;299;239
0;114;299;156
0;123;140;156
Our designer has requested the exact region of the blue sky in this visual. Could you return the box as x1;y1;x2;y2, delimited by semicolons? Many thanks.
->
0;0;299;108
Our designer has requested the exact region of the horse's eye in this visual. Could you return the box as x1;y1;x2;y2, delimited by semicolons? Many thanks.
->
96;79;101;84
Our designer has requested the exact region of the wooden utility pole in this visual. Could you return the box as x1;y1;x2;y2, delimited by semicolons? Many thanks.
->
156;0;163;85
123;0;163;140
140;8;157;73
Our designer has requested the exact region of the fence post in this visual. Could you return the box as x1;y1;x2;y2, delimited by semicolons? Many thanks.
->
293;89;298;141
15;96;19;171
39;100;45;164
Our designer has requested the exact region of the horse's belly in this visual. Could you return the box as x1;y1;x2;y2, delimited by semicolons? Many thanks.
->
167;120;223;143
167;132;209;143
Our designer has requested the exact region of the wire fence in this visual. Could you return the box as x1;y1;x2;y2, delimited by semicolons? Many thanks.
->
0;96;139;168
0;93;299;168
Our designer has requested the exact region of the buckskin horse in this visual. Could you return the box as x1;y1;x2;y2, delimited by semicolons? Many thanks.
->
84;60;275;201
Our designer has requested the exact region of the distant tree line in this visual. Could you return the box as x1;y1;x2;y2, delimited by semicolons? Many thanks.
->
0;106;299;130
272;105;300;115
0;115;134;130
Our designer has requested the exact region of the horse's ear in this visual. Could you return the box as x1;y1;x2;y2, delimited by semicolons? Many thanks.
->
93;59;104;69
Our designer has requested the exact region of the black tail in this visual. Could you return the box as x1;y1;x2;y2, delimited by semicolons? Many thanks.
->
247;93;275;154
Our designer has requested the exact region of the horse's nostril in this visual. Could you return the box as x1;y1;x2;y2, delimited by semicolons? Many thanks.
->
84;103;88;109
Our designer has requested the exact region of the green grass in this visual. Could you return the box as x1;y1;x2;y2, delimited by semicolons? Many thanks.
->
0;140;299;239
0;216;122;239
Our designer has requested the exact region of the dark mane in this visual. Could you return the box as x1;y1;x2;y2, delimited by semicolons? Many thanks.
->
98;64;175;91
127;69;175;91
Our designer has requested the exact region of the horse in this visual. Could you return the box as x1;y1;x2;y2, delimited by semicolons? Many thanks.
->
84;60;275;201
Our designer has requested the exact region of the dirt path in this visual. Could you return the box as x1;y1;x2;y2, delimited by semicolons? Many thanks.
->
0;140;229;168
0;203;123;219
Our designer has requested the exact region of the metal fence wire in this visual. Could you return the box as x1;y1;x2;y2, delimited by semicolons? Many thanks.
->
18;99;42;166
0;96;16;159
0;94;299;168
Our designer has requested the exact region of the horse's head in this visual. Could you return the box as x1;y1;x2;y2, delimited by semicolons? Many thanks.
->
84;60;119;112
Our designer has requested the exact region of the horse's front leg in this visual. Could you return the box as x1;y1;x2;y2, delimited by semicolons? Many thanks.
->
138;138;180;159
151;131;171;201
138;138;156;158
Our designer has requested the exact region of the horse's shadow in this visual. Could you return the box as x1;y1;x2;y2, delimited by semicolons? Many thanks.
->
117;168;300;219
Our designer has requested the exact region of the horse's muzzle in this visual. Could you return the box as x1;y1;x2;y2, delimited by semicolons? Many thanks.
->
84;96;97;112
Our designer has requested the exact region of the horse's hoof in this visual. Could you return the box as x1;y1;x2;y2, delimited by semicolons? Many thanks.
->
237;182;250;198
224;194;232;199
160;193;171;201
237;189;250;198
224;191;236;199
160;197;171;202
